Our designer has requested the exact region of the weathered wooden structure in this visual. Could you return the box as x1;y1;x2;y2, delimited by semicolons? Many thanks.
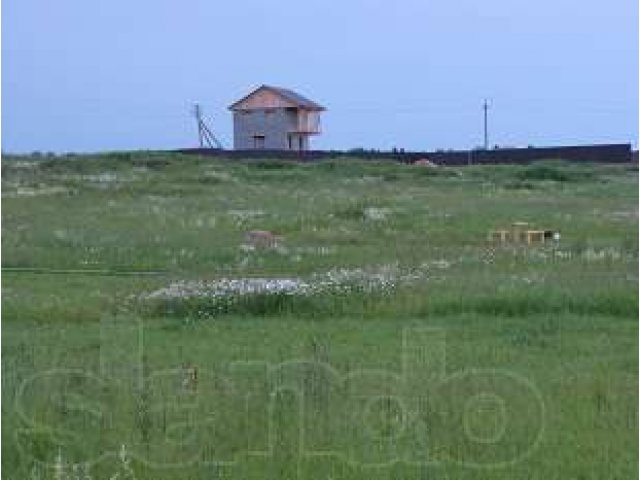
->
489;222;560;244
228;85;325;151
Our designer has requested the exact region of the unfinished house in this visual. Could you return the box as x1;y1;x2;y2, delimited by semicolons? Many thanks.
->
228;85;325;151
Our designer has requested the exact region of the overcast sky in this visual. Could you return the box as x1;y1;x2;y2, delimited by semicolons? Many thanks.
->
2;0;638;153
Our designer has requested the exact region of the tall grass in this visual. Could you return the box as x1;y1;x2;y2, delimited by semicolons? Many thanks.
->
2;154;637;479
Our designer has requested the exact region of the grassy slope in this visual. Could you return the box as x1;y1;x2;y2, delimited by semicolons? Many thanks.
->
2;153;638;479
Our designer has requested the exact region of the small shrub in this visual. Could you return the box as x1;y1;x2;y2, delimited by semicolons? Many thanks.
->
333;202;366;221
503;180;536;190
515;161;594;183
130;156;171;170
517;164;571;182
103;151;133;161
248;160;298;170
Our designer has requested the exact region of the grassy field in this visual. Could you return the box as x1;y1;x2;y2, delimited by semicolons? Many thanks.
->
2;152;638;479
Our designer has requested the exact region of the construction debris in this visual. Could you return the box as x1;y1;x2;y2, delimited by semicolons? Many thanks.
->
489;222;560;244
414;158;439;167
244;230;282;249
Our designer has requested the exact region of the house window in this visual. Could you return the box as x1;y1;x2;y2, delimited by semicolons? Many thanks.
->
288;135;293;150
253;135;265;149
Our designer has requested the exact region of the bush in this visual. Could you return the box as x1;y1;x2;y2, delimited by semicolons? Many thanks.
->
516;161;594;182
248;160;298;170
517;164;571;182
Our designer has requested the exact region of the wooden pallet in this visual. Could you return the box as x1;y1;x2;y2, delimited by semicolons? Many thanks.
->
489;228;558;244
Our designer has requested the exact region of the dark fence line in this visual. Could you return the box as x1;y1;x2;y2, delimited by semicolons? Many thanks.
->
176;143;634;165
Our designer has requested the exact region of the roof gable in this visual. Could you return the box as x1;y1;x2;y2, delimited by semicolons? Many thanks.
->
229;85;325;111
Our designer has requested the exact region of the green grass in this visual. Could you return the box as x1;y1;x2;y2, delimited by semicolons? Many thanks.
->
2;153;637;479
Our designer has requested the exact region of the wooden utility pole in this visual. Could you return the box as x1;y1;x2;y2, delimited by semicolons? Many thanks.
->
194;103;204;148
193;103;223;149
483;99;489;150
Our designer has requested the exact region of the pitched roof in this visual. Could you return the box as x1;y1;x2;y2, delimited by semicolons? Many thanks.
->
229;85;326;111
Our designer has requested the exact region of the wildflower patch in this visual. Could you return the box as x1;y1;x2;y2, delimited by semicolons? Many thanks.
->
142;264;433;317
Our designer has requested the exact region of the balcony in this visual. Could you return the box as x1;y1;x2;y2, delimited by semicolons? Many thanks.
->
291;111;321;134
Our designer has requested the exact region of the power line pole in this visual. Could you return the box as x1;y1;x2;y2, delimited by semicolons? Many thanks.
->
193;103;204;148
192;103;223;149
483;99;489;150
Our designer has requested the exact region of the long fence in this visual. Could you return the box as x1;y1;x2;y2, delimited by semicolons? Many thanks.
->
176;143;634;165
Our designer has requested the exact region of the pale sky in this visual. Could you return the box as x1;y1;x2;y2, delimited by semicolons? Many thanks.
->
2;0;638;153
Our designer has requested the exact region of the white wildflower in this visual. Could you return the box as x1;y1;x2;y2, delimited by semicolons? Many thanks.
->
82;172;120;183
54;450;65;480
203;170;234;182
363;207;391;221
583;247;623;261
4;186;69;197
142;263;433;307
227;210;265;222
